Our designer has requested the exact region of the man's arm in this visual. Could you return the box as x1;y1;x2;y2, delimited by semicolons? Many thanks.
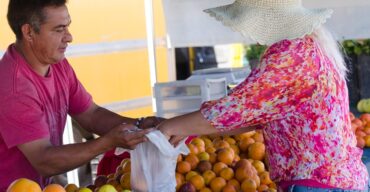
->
72;103;163;136
17;123;152;177
71;103;137;136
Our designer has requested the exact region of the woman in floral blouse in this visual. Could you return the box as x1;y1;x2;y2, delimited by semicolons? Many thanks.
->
158;0;368;191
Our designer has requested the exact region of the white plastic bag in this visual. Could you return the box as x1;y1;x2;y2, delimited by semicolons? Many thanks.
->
130;130;189;192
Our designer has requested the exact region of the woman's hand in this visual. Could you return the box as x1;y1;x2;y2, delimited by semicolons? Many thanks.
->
137;116;166;129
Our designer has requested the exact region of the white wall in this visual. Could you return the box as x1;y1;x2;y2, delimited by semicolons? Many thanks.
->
163;0;370;47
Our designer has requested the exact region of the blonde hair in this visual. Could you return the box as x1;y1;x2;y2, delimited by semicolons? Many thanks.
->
311;26;347;79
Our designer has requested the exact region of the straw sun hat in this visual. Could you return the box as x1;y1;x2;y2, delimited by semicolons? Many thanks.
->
204;0;333;45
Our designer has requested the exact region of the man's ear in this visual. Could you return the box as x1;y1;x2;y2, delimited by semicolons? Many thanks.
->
20;24;34;42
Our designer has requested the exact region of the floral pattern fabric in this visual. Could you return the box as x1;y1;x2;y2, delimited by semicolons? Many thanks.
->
200;36;368;189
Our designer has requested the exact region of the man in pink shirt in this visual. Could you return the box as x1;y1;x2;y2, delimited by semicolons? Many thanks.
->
0;0;159;189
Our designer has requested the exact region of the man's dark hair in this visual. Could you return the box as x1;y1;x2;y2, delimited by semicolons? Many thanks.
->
7;0;67;40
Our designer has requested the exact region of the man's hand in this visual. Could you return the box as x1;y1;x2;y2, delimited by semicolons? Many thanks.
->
138;116;166;129
169;135;187;147
103;123;154;150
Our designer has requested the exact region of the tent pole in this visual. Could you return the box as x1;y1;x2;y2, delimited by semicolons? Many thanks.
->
144;0;158;113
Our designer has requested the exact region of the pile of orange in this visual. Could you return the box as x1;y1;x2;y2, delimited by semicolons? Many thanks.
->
352;113;370;148
25;155;131;192
86;158;132;191
6;179;67;192
176;131;276;192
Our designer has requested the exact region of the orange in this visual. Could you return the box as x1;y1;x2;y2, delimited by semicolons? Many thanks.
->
175;172;185;190
356;130;366;137
203;138;214;148
177;154;183;163
363;127;370;135
206;146;216;154
43;184;66;192
185;153;200;170
353;118;364;129
115;166;123;175
234;159;252;170
252;131;264;143
106;178;119;187
269;182;277;189
252;160;265;174
212;137;223;145
217;148;235;165
257;184;269;192
230;144;240;155
222;184;237;192
197;145;206;153
248;142;266;161
219;167;234;181
64;184;78;192
203;170;216;185
187;143;199;154
227;179;240;191
268;188;279;192
199;187;212;192
107;173;115;180
121;159;131;173
235;131;256;141
233;154;241;166
214;140;231;150
239;137;255;152
241;179;257;192
191;137;205;148
224;137;236;145
119;172;131;189
94;175;108;188
360;113;370;123
6;178;42;192
185;171;198;181
176;161;191;174
213;162;228;175
364;135;370;147
198;152;210;161
357;137;366;148
189;175;205;190
120;158;130;167
259;171;273;185
209;177;227;192
209;152;217;164
235;165;259;184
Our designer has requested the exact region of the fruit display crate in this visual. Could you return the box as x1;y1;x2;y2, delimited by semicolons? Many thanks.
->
188;67;251;85
154;78;227;118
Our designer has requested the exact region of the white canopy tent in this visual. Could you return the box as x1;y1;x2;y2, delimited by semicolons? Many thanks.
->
162;0;370;47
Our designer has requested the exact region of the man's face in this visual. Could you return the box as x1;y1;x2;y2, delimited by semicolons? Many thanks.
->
30;5;72;64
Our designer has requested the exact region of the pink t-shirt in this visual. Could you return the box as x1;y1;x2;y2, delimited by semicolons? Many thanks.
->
0;44;92;190
201;36;368;189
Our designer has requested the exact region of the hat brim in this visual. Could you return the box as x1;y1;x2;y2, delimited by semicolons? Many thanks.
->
204;4;333;45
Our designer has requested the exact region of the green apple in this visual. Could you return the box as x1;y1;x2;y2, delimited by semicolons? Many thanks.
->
97;184;117;192
358;99;365;112
78;187;93;192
